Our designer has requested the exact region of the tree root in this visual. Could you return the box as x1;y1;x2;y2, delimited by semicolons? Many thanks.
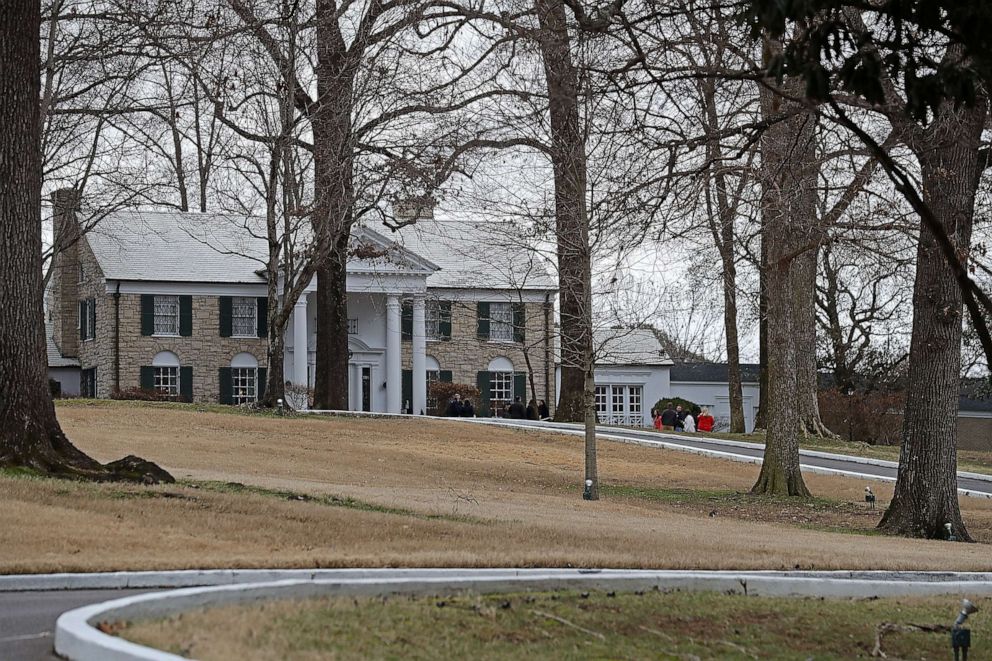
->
871;621;948;658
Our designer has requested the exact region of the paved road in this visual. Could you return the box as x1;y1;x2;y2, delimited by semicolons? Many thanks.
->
472;418;992;496
0;589;155;660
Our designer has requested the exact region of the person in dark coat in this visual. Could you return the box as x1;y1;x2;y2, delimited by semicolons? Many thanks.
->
659;404;677;431
461;399;475;417
674;405;686;431
526;398;540;420
538;400;550;419
445;393;464;417
508;396;527;419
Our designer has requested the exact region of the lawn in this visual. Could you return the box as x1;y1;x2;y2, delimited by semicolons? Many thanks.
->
1;400;990;573
121;589;986;660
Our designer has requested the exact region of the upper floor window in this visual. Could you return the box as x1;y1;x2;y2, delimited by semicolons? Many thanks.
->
154;295;180;336
426;302;442;341
347;318;359;335
489;302;514;342
231;297;257;338
79;298;95;340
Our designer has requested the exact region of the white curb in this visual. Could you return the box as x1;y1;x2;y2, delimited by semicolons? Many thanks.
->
54;569;992;661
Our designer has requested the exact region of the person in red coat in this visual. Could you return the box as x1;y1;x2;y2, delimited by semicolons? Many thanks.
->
697;407;715;432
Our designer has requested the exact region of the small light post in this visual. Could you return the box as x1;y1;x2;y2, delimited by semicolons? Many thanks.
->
952;598;978;660
277;398;284;416
864;486;876;510
583;479;593;500
843;382;856;443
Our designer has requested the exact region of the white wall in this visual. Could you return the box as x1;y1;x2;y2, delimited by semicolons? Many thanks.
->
668;381;760;432
49;367;80;397
555;364;670;427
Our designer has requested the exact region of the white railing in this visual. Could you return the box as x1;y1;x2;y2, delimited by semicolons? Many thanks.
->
597;412;643;427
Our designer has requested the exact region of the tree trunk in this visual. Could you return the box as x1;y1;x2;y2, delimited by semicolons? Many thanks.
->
0;0;170;484
535;0;591;427
752;44;813;496
879;96;985;540
310;9;355;411
793;249;834;437
756;236;768;430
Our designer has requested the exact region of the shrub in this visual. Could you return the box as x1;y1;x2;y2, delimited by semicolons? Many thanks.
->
818;389;905;445
652;396;701;418
429;381;481;404
110;387;183;402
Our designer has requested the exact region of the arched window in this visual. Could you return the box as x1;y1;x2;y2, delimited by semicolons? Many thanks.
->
425;356;442;412
487;356;514;409
230;353;259;405
151;351;180;398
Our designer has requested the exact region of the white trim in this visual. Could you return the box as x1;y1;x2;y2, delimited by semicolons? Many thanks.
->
108;281;267;296
432;288;553;302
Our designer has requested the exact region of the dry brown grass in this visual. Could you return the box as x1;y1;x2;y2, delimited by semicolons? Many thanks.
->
0;400;990;573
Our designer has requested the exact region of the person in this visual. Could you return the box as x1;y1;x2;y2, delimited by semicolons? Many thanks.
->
682;409;696;433
652;408;663;431
674;405;685;431
659;403;677;431
697;407;714;432
445;393;464;417
538;400;550;419
526;398;540;420
508;395;526;419
461;399;475;418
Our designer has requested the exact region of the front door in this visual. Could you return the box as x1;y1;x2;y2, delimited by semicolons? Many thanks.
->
361;366;372;412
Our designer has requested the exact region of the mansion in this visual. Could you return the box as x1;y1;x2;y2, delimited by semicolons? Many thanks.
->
46;194;558;417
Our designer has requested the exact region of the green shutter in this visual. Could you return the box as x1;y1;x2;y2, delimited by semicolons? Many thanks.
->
219;296;232;337
401;301;413;340
256;297;268;339
439;301;452;340
179;296;193;336
514;372;527;401
179;366;193;402
140;295;154;336
439;370;453;383
512;303;525;343
402;369;413;412
139;366;154;390
477;302;490;339
476;371;491;417
218;367;233;405
256;367;267;400
79;300;86;340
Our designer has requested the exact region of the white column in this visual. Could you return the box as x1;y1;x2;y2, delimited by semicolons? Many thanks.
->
412;296;427;415
293;296;309;386
385;295;402;413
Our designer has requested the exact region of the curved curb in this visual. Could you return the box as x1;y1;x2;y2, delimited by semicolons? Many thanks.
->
55;569;992;661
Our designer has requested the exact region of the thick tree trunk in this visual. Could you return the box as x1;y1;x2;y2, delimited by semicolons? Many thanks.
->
879;97;985;540
793;249;834;437
0;1;170;484
310;9;355;411
752;46;813;496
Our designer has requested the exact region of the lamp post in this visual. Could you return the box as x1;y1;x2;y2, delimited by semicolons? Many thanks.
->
843;382;855;443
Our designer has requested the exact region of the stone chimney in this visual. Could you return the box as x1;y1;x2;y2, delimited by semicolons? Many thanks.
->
51;187;81;358
394;195;435;222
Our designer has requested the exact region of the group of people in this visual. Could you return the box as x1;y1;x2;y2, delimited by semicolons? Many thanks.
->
652;403;714;433
444;393;550;420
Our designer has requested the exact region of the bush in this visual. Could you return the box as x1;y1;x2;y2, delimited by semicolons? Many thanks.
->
651;396;701;418
818;389;905;445
429;381;481;405
110;387;184;402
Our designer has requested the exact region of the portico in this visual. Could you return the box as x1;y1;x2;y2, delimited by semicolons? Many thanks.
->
284;226;438;412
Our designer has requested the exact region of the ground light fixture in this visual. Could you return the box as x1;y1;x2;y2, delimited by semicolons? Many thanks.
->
583;479;593;500
864;486;876;510
952;598;979;660
946;522;958;542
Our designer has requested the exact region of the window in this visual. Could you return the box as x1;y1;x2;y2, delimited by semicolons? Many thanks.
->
595;385;608;416
153;295;180;336
612;388;625;415
629;386;642;418
232;368;257;405
489;302;513;341
154;367;179;398
79;298;95;340
490;370;513;404
231;297;257;337
81;368;97;398
426;302;441;341
347;318;359;335
426;370;440;412
78;263;84;285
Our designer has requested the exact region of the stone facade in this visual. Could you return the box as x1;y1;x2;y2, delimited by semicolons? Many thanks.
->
401;298;556;411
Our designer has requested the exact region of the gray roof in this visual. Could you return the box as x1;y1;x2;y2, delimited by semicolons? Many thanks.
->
46;323;79;368
670;362;762;384
390;217;556;291
84;209;553;291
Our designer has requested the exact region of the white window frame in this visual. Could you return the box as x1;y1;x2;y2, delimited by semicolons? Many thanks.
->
153;366;179;398
490;370;513;405
231;367;258;405
594;385;608;418
426;369;441;412
426;301;442;341
489;302;513;342
347;318;359;335
153;295;180;337
231;297;258;338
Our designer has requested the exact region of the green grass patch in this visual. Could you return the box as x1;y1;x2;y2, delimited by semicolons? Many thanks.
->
122;589;987;660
